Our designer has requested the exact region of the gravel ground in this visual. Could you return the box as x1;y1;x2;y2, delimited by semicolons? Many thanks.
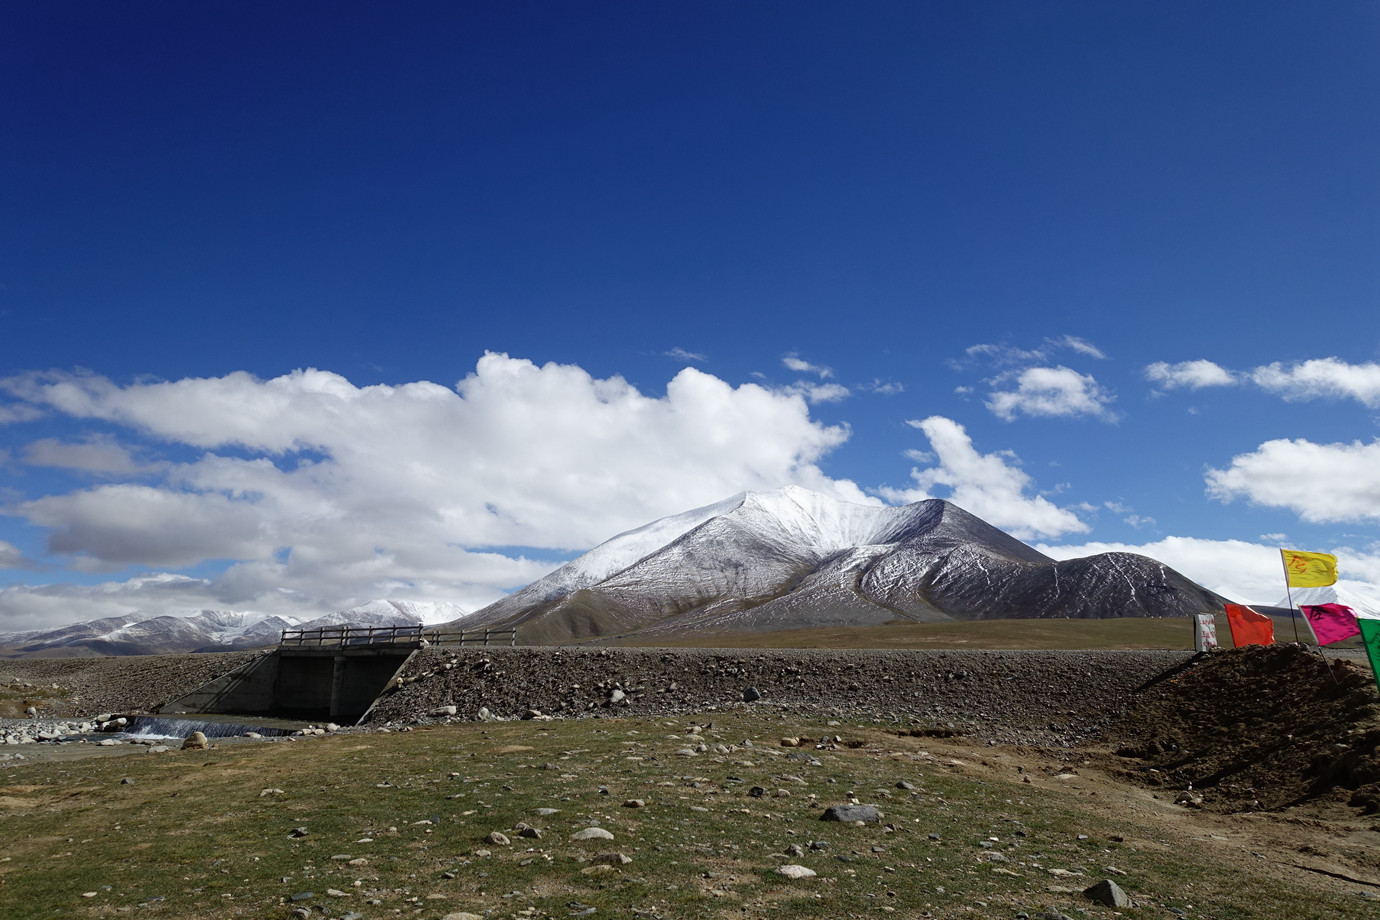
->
368;646;1196;746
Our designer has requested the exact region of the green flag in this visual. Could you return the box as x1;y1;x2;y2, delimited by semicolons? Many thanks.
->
1359;619;1380;695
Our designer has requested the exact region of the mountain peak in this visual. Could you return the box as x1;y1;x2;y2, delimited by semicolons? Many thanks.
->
461;489;1225;643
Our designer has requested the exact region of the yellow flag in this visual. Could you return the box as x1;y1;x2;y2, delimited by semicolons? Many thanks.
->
1280;549;1338;587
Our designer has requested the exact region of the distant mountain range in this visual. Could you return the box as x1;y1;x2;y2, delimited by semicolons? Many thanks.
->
0;599;465;659
457;486;1230;644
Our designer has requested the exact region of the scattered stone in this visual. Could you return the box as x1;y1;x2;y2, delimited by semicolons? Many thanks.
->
777;864;816;879
485;831;511;846
622;799;646;808
595;852;632;865
260;788;286;797
571;827;615;841
533;807;561;816
743;687;762;702
430;705;457;717
518;827;542;839
820;804;882;824
441;913;485;920
289;827;310;838
1083;878;1133;908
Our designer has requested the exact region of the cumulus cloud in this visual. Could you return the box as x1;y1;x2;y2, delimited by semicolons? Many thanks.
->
1250;358;1380;408
1145;359;1237;391
0;355;872;629
985;366;1116;422
1206;437;1380;523
878;416;1088;540
1145;356;1380;406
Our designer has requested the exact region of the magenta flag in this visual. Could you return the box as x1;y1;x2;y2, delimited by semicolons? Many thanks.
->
1301;603;1361;645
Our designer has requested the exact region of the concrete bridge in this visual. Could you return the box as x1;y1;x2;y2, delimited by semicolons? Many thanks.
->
160;625;515;723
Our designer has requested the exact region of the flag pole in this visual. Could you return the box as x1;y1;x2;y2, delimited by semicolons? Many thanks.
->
1280;549;1301;644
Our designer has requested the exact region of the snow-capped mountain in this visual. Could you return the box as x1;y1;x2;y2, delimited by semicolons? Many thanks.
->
0;599;467;658
457;486;1228;643
1274;583;1380;618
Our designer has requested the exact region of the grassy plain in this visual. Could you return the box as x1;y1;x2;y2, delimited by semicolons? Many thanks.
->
1;710;1375;920
607;614;1366;653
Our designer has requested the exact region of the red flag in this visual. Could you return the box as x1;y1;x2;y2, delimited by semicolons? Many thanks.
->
1225;603;1274;647
1301;603;1361;645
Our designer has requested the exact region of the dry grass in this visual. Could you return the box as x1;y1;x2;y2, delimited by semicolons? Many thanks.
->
1;711;1375;919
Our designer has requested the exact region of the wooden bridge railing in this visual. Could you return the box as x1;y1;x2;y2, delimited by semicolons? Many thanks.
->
279;625;517;648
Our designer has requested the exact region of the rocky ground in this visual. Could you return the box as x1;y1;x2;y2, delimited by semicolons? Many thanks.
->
367;646;1195;747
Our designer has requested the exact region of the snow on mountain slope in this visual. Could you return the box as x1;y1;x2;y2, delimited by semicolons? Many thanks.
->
475;492;747;619
460;486;1226;643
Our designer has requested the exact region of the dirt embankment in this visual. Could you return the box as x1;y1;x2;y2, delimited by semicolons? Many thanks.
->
366;646;1194;746
1100;644;1380;814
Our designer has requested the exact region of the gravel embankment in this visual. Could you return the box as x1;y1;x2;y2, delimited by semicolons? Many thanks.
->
2;646;1198;746
368;646;1196;746
1;651;263;717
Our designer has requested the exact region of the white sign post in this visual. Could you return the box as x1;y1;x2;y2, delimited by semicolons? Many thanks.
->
1194;613;1218;652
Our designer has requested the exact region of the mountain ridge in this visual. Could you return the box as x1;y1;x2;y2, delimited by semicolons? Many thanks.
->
0;599;465;659
458;487;1228;643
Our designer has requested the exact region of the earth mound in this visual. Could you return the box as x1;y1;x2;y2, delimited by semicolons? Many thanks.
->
1103;645;1380;814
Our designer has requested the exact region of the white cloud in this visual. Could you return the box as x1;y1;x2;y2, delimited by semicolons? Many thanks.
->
21;435;160;476
0;403;44;424
0;540;29;569
20;485;270;567
878;416;1088;540
788;382;852;404
1056;335;1107;360
1145;359;1237;390
1250;358;1380;408
985;366;1116;421
963;335;1106;367
1206;437;1380;523
782;353;834;378
665;347;706;363
0;355;872;629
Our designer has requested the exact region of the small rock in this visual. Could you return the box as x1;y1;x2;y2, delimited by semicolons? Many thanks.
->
485;831;511;846
820;804;882;824
518;827;542;839
743;687;761;702
441;913;486;920
595;852;632;865
259;788;285;797
430;705;457;718
571;827;615;841
1083;878;1132;908
777;864;816;879
622;799;645;808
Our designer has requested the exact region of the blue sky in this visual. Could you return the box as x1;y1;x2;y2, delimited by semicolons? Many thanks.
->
2;2;1378;629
